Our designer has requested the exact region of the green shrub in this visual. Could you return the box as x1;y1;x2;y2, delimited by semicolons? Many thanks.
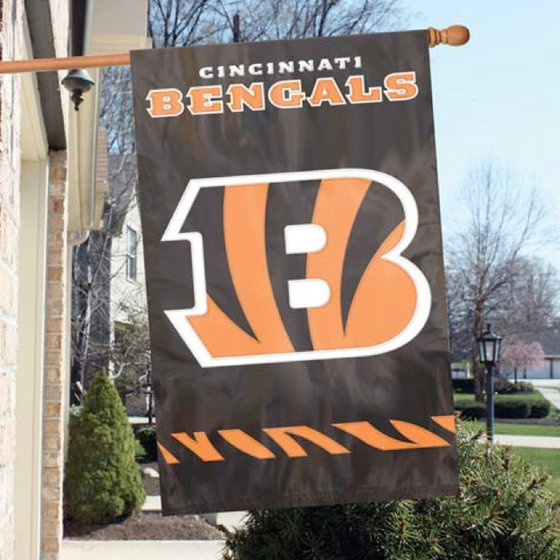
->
494;399;530;418
511;381;534;393
136;426;157;461
64;372;146;524
529;399;551;419
452;378;475;393
454;388;553;419
224;422;560;560
493;394;551;419
455;401;486;419
455;391;552;419
135;439;146;458
497;380;535;394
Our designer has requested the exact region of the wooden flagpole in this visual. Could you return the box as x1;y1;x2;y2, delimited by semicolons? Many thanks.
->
0;26;469;75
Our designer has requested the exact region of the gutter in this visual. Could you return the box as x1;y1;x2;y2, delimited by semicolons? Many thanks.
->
69;0;98;247
24;0;66;149
69;86;99;247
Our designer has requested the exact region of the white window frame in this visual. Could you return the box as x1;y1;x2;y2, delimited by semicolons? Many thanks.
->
125;226;138;281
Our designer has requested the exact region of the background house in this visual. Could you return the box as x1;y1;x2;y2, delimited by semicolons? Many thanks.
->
519;327;560;379
71;152;149;415
108;156;149;415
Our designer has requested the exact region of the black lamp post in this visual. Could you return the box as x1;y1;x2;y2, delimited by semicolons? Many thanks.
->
478;323;502;442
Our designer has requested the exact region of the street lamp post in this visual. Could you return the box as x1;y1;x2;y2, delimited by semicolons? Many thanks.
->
478;323;502;443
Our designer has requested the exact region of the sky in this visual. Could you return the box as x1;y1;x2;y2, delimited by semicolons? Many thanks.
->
408;1;559;268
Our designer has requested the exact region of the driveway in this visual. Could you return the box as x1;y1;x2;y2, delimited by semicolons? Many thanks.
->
532;380;560;411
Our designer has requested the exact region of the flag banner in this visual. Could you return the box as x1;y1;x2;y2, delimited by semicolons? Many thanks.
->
131;30;458;515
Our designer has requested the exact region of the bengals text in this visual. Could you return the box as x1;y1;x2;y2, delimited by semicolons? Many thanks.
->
145;71;419;117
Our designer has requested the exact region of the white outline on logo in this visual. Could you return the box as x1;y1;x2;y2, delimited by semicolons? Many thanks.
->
162;168;432;368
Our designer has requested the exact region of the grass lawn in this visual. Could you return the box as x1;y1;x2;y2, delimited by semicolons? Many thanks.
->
468;420;560;437
455;391;550;404
510;447;560;496
454;392;475;404
461;420;560;496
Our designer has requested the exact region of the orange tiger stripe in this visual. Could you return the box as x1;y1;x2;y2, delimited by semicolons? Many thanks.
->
345;220;416;346
157;442;181;465
264;425;351;457
219;429;276;459
307;177;371;349
188;183;294;357
431;415;456;433
307;178;416;350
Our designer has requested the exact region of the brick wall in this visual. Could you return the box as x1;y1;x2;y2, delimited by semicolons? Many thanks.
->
0;1;23;559
41;151;68;560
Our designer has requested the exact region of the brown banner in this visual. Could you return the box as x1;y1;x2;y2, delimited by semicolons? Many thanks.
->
131;30;458;514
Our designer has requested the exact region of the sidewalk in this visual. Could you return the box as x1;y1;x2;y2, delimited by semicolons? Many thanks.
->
129;416;154;425
494;434;560;449
141;496;248;533
63;506;246;560
534;384;560;411
532;380;560;388
61;540;225;560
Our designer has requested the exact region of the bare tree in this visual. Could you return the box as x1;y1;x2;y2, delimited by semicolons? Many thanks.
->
148;0;407;47
149;0;227;46
445;161;551;400
111;300;153;420
99;67;135;155
233;0;406;41
71;153;140;396
501;257;559;335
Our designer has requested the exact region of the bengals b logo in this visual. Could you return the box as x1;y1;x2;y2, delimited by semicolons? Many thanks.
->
162;169;431;367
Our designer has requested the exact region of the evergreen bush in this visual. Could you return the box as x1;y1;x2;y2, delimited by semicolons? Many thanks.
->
136;426;158;461
224;422;560;560
64;371;146;524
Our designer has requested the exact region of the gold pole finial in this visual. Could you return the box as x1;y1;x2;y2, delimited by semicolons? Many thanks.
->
428;25;470;47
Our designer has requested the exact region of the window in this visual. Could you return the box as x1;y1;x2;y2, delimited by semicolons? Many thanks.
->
126;226;137;281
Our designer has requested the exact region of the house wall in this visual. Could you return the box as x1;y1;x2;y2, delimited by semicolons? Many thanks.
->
0;1;71;559
1;1;147;557
0;1;24;558
111;197;147;325
512;360;557;380
40;152;69;560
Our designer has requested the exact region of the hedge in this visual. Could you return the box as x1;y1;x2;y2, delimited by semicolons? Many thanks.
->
527;399;551;419
456;401;486;420
495;399;530;419
452;378;475;393
455;395;551;419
